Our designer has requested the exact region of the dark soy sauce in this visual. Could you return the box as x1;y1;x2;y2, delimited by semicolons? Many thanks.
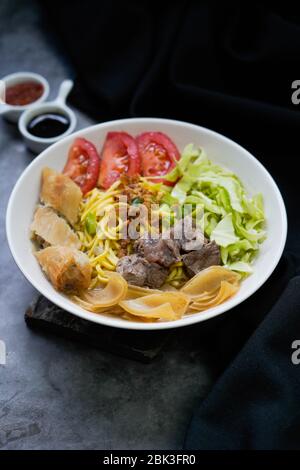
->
27;113;70;138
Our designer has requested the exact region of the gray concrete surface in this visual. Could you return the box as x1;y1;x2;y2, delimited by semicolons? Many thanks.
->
0;0;213;450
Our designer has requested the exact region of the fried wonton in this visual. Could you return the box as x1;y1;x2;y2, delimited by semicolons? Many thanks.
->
188;280;239;312
181;266;240;299
73;271;128;312
119;291;190;320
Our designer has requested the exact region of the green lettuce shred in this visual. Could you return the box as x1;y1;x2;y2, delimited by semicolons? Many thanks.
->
162;144;266;276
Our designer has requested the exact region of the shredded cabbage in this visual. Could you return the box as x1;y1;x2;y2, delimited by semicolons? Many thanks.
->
163;144;266;275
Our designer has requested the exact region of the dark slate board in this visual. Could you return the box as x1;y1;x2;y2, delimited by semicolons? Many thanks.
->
25;296;171;363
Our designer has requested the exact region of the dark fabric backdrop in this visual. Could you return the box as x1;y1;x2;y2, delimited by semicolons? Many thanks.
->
41;0;300;449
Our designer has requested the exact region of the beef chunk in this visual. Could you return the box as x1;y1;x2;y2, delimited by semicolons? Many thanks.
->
134;237;180;268
116;255;147;286
180;228;206;252
116;254;168;288
182;241;221;277
144;262;169;288
171;215;206;251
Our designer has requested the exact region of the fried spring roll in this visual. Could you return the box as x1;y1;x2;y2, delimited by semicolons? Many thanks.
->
40;167;82;225
31;206;80;249
35;246;92;293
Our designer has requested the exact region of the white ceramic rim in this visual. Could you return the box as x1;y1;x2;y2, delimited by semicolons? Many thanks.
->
6;118;288;330
1;71;50;111
18;102;77;144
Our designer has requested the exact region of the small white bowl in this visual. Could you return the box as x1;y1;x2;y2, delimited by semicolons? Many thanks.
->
18;79;77;154
6;118;287;331
0;71;49;122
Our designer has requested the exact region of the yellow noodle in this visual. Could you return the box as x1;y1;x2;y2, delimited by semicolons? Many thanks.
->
90;249;109;266
96;265;110;283
101;259;116;270
170;280;181;288
81;195;116;221
89;277;99;290
76;185;188;291
166;268;177;283
75;188;123;287
111;240;121;250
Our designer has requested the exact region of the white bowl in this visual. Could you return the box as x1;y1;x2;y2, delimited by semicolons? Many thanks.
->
6;118;287;330
0;72;49;123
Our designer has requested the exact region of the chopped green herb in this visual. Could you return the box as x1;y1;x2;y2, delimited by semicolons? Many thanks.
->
131;197;143;205
85;212;97;236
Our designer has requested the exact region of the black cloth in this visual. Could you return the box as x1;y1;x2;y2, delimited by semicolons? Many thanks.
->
41;1;300;449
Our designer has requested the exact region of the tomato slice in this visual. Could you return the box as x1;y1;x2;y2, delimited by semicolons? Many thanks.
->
136;132;180;185
98;132;141;189
63;138;100;195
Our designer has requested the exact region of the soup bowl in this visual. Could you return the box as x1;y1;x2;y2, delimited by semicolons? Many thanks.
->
6;118;287;330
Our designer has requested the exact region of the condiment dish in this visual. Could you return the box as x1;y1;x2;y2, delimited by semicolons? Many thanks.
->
0;71;49;123
18;79;77;154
